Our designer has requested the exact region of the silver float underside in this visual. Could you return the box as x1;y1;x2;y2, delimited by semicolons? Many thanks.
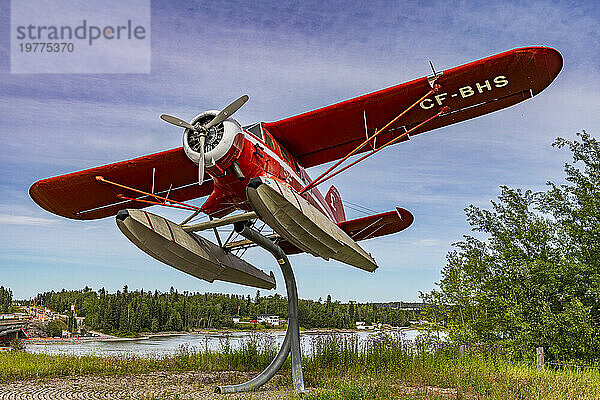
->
116;209;276;289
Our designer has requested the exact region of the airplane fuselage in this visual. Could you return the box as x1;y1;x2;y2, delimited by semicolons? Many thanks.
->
201;123;340;223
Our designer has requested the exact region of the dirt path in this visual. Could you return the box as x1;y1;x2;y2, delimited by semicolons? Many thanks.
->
0;371;299;399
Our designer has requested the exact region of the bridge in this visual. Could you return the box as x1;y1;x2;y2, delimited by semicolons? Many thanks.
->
0;319;28;342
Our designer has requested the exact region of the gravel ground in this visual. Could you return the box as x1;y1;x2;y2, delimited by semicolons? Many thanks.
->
0;371;302;399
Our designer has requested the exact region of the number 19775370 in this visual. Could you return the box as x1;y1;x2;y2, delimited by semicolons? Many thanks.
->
19;43;74;52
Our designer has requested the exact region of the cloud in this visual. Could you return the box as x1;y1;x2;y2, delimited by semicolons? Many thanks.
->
412;239;441;247
0;213;56;226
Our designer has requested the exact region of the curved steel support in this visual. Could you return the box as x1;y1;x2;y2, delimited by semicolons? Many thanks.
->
216;223;304;394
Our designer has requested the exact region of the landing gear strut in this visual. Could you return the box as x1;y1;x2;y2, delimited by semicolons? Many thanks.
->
215;222;305;394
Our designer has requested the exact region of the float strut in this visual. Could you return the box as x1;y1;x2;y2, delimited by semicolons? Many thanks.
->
215;223;305;394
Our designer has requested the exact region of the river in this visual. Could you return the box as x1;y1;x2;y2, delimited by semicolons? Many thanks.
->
25;329;427;357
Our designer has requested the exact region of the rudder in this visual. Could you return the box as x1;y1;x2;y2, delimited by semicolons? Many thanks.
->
325;185;346;222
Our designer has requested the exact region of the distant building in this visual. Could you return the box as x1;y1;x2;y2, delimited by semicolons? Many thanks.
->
232;316;241;324
355;321;376;330
27;306;59;321
258;314;279;326
1;313;28;321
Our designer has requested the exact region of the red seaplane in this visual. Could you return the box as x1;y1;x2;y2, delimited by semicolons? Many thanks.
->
29;46;562;394
30;47;562;290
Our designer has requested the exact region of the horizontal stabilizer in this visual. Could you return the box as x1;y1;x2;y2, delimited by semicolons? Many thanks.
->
339;208;413;241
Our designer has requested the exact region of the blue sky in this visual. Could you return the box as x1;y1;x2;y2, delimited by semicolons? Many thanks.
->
1;0;599;301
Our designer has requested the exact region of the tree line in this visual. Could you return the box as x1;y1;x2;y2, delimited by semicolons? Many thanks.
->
0;287;12;313
423;131;600;362
34;286;412;335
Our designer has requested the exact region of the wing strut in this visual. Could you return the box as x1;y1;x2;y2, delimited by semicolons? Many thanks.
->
300;85;441;194
300;92;447;194
96;176;201;211
116;194;199;211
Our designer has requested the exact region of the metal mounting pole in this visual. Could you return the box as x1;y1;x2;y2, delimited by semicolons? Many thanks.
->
215;223;305;394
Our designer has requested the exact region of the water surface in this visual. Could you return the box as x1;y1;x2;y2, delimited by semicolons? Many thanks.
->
26;329;425;357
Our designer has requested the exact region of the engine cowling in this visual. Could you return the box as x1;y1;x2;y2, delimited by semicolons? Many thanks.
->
183;110;245;176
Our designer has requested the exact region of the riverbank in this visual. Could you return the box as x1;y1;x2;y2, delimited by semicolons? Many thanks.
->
24;330;181;344
24;326;415;345
23;329;426;358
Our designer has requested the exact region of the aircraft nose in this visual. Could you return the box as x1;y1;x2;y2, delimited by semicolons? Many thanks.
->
116;209;130;221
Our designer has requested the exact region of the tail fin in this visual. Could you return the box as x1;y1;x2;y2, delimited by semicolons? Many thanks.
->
325;185;346;222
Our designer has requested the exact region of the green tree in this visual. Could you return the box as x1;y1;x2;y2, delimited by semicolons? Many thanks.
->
0;287;12;313
46;319;67;337
426;131;600;362
35;287;410;335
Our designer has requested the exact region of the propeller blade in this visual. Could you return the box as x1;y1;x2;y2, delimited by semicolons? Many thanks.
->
198;134;206;184
160;114;196;131
204;95;249;130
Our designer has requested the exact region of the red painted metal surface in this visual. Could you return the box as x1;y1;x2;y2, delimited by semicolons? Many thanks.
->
29;148;213;220
301;107;448;194
302;86;439;194
325;186;346;223
264;47;562;168
338;207;413;241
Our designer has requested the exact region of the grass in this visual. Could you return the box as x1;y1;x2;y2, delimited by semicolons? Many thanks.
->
302;333;600;399
0;333;278;381
302;356;600;399
2;332;600;399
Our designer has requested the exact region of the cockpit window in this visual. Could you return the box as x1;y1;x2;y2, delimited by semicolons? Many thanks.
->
264;131;274;149
244;123;263;140
280;146;292;164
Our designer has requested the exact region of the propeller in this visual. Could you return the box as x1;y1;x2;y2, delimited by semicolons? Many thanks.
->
159;114;195;130
205;95;249;130
160;95;249;184
197;133;206;185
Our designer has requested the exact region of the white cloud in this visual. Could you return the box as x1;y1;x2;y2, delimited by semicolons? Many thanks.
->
412;239;441;247
0;213;56;226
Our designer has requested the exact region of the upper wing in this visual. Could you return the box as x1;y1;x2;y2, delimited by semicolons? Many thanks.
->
263;47;562;168
30;147;213;220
